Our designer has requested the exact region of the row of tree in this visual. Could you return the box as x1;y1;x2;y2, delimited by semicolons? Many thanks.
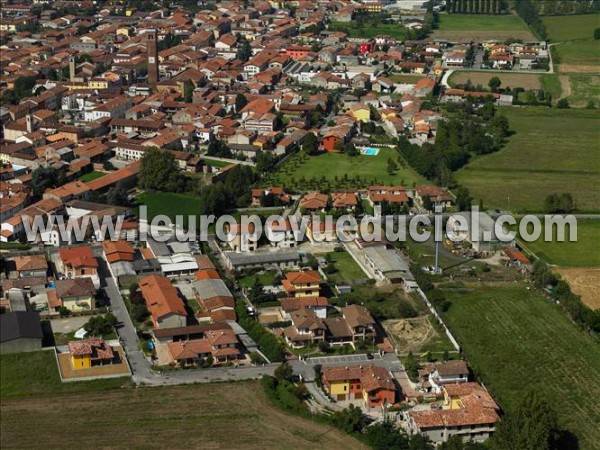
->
531;260;600;333
447;0;508;14
514;0;548;39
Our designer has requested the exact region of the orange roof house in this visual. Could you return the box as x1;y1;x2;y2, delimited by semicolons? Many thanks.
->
102;240;135;263
300;192;328;212
139;275;187;328
57;245;98;277
281;270;321;298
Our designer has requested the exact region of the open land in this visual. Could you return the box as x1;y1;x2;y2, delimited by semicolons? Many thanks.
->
554;267;600;310
320;250;367;284
136;191;202;227
519;220;600;268
269;147;425;190
455;107;600;212
442;283;600;450
543;14;600;72
433;13;535;41
1;380;364;450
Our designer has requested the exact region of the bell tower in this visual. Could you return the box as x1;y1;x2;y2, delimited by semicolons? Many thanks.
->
147;30;159;88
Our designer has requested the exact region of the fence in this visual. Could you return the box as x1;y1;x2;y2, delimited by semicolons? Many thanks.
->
417;288;461;352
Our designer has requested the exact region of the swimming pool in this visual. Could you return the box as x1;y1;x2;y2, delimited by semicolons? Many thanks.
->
362;147;380;156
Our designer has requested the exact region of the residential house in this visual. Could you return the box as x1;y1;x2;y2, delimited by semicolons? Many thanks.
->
283;308;327;348
12;255;48;278
68;339;116;369
139;275;187;329
225;223;259;253
408;383;500;444
367;186;409;216
300;192;328;213
322;365;396;408
281;270;321;298
265;218;300;249
427;360;470;394
48;278;96;313
415;185;454;211
56;245;99;287
279;296;329;320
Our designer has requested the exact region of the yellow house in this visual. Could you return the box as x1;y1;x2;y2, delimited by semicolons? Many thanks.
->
282;270;321;298
51;278;96;313
117;28;130;37
349;103;370;123
68;339;115;370
88;78;110;90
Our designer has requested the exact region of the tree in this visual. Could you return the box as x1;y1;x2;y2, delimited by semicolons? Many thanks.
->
274;361;293;381
31;166;59;198
57;306;69;317
84;314;118;337
556;98;570;109
594;28;600;39
455;186;472;211
332;404;370;434
103;160;115;171
318;341;331;353
387;157;398;175
491;391;561;450
235;93;247;112
488;76;502;92
183;83;194;103
138;147;184;192
404;351;419;381
255;152;276;174
302;132;319;155
365;420;410;449
105;182;130;206
236;37;252;62
422;195;433;212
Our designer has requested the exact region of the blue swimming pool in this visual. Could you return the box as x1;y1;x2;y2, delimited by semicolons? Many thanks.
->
362;147;380;156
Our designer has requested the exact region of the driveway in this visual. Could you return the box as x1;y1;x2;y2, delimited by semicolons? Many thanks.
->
308;353;382;366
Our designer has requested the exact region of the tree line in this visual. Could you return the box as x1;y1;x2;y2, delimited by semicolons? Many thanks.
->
447;0;508;14
514;0;547;39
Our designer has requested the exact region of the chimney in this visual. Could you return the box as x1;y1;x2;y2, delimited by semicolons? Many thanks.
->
69;56;76;82
26;114;33;133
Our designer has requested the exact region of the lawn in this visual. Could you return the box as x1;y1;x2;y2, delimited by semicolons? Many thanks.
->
564;73;600;107
268;147;425;191
519;219;600;267
442;284;600;450
136;191;202;228
203;157;232;168
79;171;105;182
433;13;535;41
0;380;364;449
238;270;278;287
329;21;408;40
321;250;367;284
455;107;600;212
0;350;131;398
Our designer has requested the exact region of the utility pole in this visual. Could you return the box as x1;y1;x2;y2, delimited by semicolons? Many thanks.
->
434;196;442;274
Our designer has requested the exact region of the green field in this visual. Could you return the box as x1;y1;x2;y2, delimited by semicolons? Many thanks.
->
202;157;231;168
321;251;367;284
238;270;278;288
543;14;600;41
519;219;600;267
0;350;131;398
565;73;600;107
329;21;408;40
442;284;600;450
269;147;425;191
544;14;600;71
136;191;202;227
455;107;600;212
438;14;530;31
1;380;363;449
79;171;105;182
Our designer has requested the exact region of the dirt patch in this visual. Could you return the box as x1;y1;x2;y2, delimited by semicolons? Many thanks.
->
449;71;542;90
432;30;535;42
558;64;600;73
554;267;600;310
558;74;571;99
383;316;437;353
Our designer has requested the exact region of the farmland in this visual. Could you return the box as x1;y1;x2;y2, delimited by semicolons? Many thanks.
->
543;14;600;72
455;107;600;212
519;219;600;267
554;267;600;310
268;147;425;191
442;284;600;450
1;380;363;449
433;13;535;41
